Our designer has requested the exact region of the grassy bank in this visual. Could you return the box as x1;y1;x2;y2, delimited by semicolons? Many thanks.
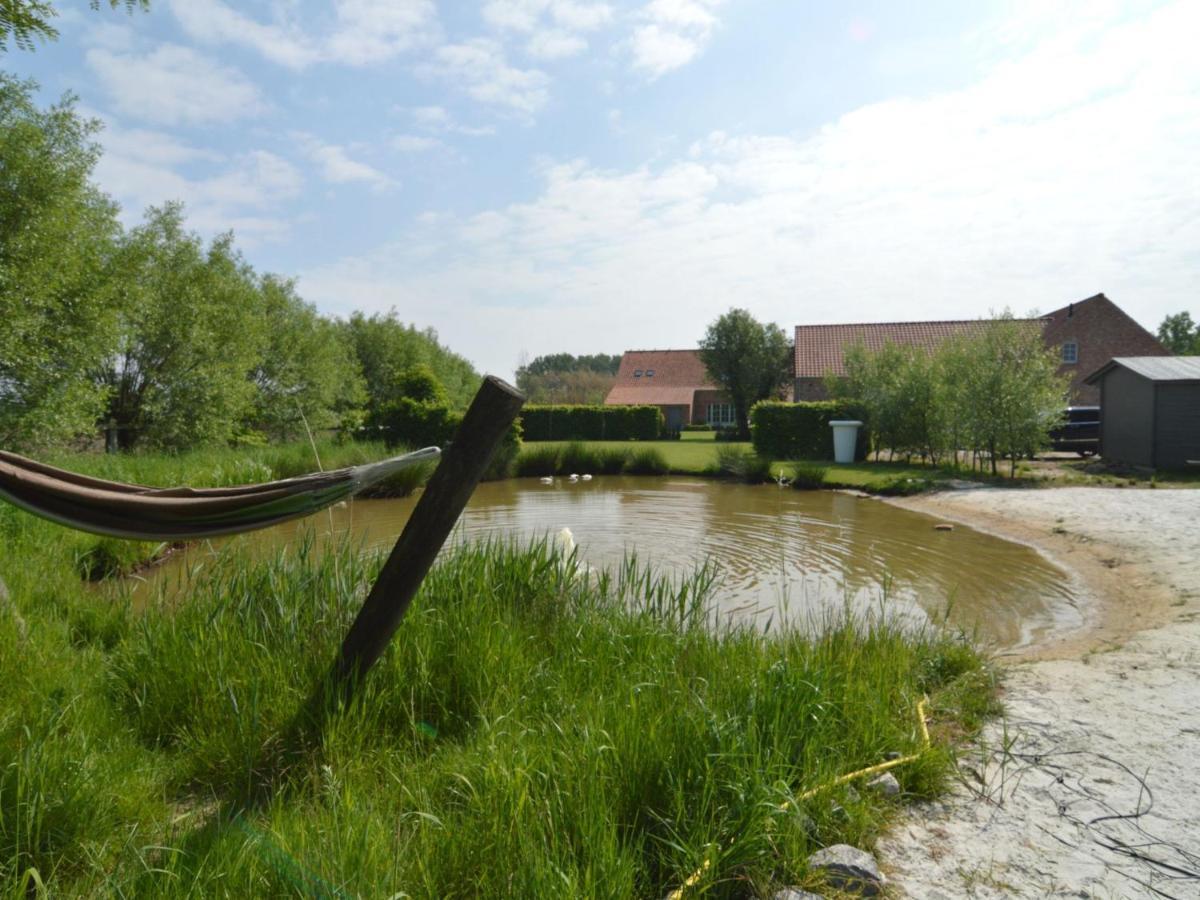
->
0;446;995;898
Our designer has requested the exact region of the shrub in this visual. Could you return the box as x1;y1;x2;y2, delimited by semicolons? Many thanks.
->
681;424;713;432
560;441;601;475
595;448;631;475
713;445;772;483
515;444;562;477
790;462;828;490
750;401;869;461
520;405;662;441
626;447;668;475
377;398;458;449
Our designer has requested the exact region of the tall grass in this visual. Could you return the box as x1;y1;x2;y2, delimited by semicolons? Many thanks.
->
0;445;996;898
711;445;774;483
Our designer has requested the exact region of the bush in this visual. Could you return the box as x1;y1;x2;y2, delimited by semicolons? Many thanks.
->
626;447;668;475
595;448;631;475
713;445;773;483
560;441;601;475
790;462;828;490
681;424;713;432
520;405;662;441
750;401;869;461
377;398;458;449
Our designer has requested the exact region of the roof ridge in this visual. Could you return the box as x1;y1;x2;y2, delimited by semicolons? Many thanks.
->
794;318;1044;330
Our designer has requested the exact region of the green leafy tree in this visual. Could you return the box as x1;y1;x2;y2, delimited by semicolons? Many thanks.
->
340;311;480;417
0;75;121;448
99;204;264;449
698;309;792;439
246;276;366;441
1157;312;1199;355
1;0;149;52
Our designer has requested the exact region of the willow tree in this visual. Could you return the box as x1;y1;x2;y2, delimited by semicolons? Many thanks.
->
699;308;792;439
0;76;121;448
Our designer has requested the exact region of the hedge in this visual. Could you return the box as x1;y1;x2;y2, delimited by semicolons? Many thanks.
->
520;405;662;441
750;400;869;461
376;398;522;479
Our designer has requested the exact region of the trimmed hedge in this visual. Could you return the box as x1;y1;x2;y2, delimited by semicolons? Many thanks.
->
520;405;662;441
376;398;522;479
750;400;869;461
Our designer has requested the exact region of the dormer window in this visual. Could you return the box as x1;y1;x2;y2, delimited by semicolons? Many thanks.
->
1062;341;1078;364
645;369;655;377
633;369;644;377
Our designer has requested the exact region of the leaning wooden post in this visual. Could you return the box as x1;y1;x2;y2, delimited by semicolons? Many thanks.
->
326;375;525;704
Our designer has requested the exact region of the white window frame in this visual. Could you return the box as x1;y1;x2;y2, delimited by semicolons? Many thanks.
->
1061;340;1078;364
706;403;736;427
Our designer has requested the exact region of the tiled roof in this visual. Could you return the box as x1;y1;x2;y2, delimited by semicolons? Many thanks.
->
604;349;717;408
793;320;1043;378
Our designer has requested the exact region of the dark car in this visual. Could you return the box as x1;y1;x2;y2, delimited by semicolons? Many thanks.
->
1049;406;1100;456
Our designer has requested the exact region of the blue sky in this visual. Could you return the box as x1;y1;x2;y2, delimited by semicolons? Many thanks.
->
13;0;1200;378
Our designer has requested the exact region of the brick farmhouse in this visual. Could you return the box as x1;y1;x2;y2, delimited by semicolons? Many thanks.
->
604;294;1167;426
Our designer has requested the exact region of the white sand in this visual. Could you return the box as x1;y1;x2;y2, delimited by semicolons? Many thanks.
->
876;488;1200;899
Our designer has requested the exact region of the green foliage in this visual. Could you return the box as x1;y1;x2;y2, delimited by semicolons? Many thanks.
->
246;276;366;441
711;445;773;483
681;423;714;432
520;404;662;441
1157;311;1200;355
626;447;669;475
0;76;121;448
0;0;149;52
750;401;869;461
97;204;264;450
837;315;1068;476
341;311;480;419
699;308;793;439
789;462;828;490
515;353;620;404
377;398;459;449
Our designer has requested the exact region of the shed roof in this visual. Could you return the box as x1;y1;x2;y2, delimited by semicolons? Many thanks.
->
793;319;1043;378
1085;356;1200;385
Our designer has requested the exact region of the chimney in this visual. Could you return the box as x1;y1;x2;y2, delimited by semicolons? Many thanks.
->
1067;303;1074;318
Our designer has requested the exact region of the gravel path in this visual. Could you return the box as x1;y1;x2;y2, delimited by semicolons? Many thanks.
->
877;488;1200;899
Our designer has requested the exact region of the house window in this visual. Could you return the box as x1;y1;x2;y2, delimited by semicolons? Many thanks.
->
1062;341;1078;364
645;369;655;377
706;403;736;426
633;369;643;377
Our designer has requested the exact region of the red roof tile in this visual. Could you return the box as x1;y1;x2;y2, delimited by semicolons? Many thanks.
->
604;349;719;409
793;320;1043;378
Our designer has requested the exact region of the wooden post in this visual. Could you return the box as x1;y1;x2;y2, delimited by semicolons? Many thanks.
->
326;375;525;701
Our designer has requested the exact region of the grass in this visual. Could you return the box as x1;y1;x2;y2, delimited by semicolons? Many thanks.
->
0;443;996;898
521;440;753;476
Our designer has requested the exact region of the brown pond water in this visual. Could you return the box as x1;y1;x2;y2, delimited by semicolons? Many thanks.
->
135;476;1085;651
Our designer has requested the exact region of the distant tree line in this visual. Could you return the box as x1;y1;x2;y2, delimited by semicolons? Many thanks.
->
515;353;621;404
0;75;479;452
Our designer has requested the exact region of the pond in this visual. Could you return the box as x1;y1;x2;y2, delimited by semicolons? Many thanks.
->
137;476;1084;651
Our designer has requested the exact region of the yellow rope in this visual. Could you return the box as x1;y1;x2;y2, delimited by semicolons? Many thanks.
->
666;697;931;899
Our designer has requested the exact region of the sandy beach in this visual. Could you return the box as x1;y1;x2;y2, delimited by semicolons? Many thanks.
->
876;488;1200;898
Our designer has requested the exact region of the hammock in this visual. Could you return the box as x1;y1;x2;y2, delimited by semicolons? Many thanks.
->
0;447;440;541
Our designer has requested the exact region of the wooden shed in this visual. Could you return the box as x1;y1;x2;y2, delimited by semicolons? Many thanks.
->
1084;356;1200;469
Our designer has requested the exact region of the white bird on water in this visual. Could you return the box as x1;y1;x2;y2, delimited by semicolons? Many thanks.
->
580;474;593;481
568;473;579;483
556;526;576;555
539;476;554;485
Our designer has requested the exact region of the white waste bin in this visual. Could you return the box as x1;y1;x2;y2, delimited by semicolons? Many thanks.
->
829;420;863;464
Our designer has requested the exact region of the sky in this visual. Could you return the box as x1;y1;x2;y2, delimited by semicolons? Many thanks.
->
12;0;1200;379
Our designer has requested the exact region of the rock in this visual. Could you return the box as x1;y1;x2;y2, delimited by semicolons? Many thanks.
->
771;890;823;900
806;844;885;897
866;772;901;797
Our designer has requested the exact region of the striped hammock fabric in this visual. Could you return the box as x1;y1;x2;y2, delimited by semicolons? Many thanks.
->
0;447;440;541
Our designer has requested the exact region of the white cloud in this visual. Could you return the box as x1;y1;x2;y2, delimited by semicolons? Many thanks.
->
628;0;722;78
408;105;496;136
483;0;611;60
392;134;443;152
90;117;302;244
299;1;1200;378
421;39;549;114
295;133;398;191
86;43;267;125
169;0;438;68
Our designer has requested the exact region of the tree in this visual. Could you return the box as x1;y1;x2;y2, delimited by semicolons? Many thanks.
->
698;309;792;438
339;311;480;416
1;1;149;52
0;75;122;448
98;204;265;449
515;352;620;404
1157;312;1199;356
245;276;365;441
